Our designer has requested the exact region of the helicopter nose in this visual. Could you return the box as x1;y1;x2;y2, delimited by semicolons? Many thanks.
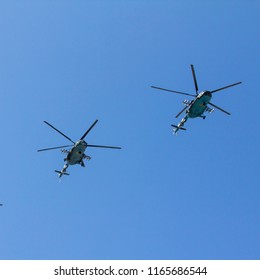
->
206;91;212;97
81;140;87;146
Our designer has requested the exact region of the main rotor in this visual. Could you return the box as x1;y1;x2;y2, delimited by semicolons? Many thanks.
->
37;119;121;152
151;64;242;116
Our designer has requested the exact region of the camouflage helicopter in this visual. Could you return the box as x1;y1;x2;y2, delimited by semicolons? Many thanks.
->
151;64;241;133
38;120;121;177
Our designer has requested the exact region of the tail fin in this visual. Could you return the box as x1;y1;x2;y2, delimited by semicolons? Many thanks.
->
171;124;186;131
55;170;70;177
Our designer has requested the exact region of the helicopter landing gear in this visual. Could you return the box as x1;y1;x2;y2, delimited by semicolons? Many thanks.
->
80;154;91;167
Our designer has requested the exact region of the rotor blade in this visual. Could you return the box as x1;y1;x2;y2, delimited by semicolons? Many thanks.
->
80;119;98;140
175;105;189;118
37;145;73;152
44;121;75;144
210;82;242;93
151;86;196;97
208;102;231;115
190;64;199;94
87;144;121;149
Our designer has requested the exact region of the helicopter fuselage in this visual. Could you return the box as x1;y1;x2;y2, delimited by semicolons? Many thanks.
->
66;140;87;165
151;64;241;134
38;119;121;178
188;91;212;118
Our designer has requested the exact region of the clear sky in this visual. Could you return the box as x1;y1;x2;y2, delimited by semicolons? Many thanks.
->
0;0;259;260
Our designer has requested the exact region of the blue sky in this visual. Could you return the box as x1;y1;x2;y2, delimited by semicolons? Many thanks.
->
0;1;259;260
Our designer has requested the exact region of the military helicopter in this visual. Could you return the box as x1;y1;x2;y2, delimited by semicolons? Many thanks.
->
38;120;121;178
151;64;242;133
